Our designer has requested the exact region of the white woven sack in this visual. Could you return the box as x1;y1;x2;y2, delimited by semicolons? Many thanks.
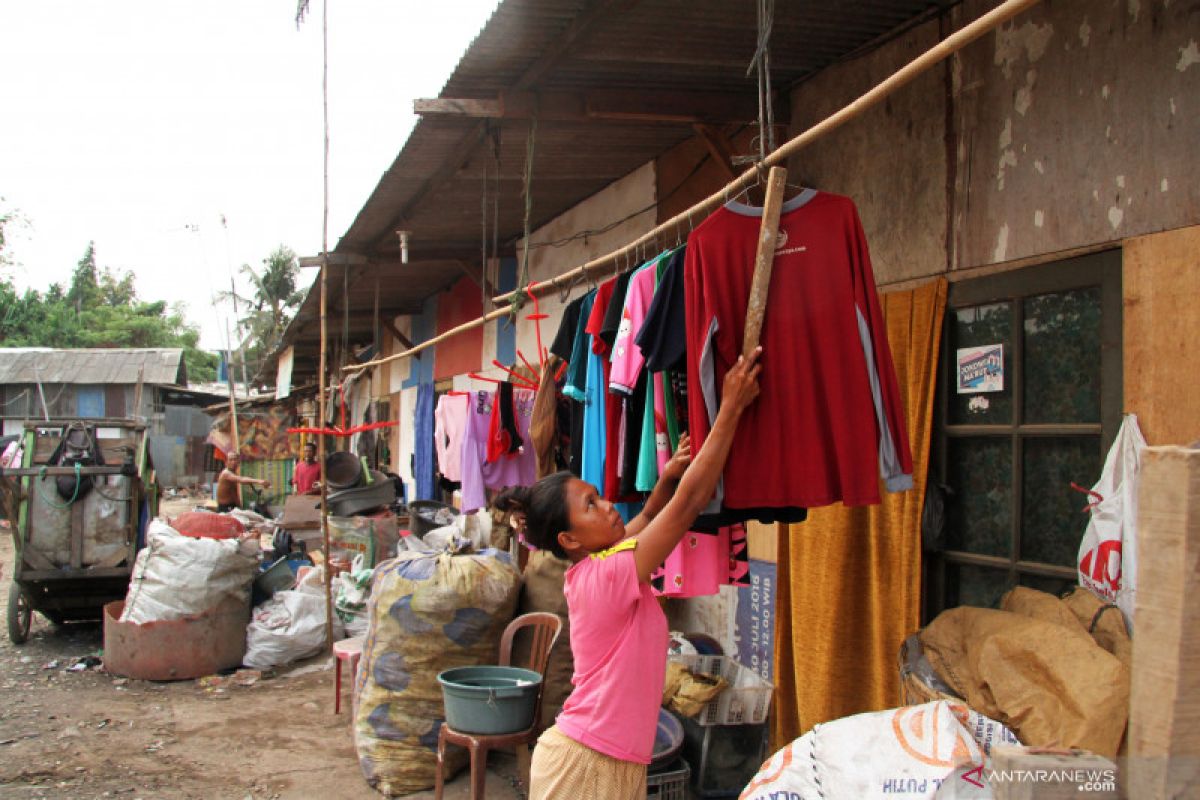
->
120;520;257;624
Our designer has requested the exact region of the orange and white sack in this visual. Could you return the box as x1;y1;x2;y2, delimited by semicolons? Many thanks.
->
739;701;1018;800
1076;414;1145;628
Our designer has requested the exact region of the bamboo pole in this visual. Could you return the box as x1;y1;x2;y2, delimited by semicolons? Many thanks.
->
319;0;333;652
343;0;1041;373
743;166;787;357
223;324;243;507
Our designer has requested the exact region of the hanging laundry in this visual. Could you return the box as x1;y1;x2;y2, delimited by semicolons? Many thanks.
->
582;278;618;494
486;381;524;462
530;359;560;479
636;247;688;373
610;256;669;395
433;393;469;482
413;383;436;501
685;190;913;511
591;273;634;501
459;388;536;513
650;524;749;598
562;290;596;475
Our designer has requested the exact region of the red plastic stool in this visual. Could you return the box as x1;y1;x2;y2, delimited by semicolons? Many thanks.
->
333;635;365;715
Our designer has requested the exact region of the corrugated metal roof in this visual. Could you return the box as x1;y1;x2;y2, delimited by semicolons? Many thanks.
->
275;0;953;383
0;348;185;386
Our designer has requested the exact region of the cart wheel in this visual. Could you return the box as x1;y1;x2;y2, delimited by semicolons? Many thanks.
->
7;582;32;645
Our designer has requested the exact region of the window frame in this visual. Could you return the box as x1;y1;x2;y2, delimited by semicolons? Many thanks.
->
926;250;1123;616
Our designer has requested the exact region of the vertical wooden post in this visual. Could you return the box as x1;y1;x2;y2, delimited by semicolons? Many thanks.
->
223;330;242;507
319;0;333;653
1129;446;1200;798
742;166;788;358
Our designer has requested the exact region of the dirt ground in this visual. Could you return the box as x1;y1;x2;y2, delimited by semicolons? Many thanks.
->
0;502;524;800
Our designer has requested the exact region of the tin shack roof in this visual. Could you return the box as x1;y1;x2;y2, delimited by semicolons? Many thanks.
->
0;348;187;386
275;0;951;383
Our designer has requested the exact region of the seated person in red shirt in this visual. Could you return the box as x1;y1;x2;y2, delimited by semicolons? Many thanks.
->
292;441;320;495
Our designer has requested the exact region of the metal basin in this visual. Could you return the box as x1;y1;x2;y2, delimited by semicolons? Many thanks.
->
103;597;249;680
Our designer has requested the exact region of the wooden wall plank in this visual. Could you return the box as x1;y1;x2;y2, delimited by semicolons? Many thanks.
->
1123;225;1200;446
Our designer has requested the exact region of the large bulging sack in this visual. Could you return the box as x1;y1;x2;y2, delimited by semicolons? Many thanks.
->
354;547;520;796
120;520;257;624
515;550;573;727
741;700;1017;799
243;570;342;670
919;605;1129;758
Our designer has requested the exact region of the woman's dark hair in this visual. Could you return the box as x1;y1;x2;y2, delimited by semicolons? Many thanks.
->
493;471;573;559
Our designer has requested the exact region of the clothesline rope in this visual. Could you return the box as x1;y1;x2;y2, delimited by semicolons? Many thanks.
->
343;0;1041;374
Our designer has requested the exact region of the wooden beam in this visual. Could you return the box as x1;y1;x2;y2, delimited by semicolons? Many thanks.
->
414;97;501;117
415;89;759;126
298;252;368;268
693;123;739;181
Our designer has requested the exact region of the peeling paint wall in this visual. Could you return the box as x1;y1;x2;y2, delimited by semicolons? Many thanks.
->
787;22;948;285
953;0;1199;269
784;0;1198;279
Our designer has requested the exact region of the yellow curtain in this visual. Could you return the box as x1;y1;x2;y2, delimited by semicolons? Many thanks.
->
771;277;947;749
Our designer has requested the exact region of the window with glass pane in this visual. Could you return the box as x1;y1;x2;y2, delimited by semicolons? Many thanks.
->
928;252;1121;617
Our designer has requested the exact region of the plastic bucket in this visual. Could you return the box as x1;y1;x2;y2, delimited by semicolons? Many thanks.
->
324;451;363;490
437;665;542;734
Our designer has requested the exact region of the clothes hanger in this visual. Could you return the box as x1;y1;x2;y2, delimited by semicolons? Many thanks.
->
489;359;539;390
469;371;538;392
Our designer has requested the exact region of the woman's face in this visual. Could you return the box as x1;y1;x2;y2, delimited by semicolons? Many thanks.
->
559;478;625;556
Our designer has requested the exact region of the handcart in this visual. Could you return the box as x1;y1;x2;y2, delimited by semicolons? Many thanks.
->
2;418;157;644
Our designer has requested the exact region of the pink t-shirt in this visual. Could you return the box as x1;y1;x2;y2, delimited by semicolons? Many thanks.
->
556;540;668;764
608;264;657;395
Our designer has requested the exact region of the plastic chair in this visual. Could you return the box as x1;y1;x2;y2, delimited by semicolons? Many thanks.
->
333;635;365;715
434;612;563;800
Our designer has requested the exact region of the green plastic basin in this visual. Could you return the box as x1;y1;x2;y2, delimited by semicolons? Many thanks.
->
438;665;543;735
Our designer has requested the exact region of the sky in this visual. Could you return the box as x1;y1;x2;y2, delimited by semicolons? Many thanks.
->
0;0;499;350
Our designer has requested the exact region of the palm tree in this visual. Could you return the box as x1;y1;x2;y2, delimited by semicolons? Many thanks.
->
219;245;307;380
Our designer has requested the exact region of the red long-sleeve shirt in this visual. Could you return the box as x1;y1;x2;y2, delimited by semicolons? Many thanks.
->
684;190;913;509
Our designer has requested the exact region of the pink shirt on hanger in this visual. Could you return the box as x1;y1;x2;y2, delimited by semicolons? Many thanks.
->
434;393;469;482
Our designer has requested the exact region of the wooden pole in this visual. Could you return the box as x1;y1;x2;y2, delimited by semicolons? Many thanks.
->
342;0;1042;373
743;166;787;357
319;0;333;653
223;323;243;507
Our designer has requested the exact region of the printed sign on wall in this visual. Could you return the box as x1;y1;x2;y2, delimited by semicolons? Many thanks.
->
735;559;776;684
956;344;1004;394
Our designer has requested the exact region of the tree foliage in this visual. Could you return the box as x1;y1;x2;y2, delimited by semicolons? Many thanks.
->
218;244;306;379
0;239;218;383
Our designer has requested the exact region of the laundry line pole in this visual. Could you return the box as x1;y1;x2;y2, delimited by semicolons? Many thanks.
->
343;0;1041;374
